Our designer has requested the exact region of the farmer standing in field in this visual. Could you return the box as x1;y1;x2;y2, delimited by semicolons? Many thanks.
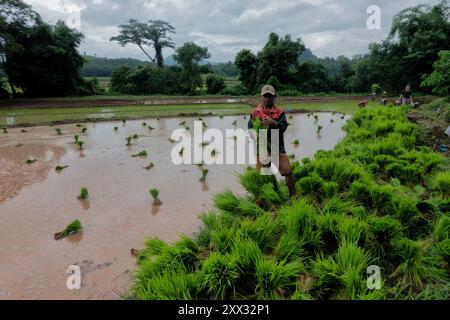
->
400;85;413;106
248;85;296;197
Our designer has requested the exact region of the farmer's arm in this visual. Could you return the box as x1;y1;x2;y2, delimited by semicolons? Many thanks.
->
264;113;288;133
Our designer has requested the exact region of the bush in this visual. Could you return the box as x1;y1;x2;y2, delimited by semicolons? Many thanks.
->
205;74;226;94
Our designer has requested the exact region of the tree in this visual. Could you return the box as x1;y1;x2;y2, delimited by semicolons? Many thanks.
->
294;61;331;93
421;50;450;95
0;0;40;95
256;33;305;87
205;74;226;94
111;66;131;93
110;19;175;68
173;42;210;95
235;49;257;94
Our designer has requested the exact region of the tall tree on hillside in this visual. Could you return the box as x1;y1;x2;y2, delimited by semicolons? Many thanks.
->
173;42;210;95
110;19;175;68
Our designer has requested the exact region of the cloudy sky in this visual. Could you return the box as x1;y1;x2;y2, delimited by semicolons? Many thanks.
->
24;0;441;62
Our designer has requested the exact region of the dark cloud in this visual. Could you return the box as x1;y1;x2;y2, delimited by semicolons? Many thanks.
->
25;0;441;62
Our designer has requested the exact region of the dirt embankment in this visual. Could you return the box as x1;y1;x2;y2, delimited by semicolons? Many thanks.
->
0;95;373;109
407;97;450;157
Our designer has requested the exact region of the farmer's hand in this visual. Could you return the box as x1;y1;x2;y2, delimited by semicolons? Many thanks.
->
262;118;277;127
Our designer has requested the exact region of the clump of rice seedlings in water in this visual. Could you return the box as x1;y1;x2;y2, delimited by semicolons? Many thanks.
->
289;154;295;159
26;159;37;164
55;165;69;173
168;138;177;143
314;115;319;121
54;219;82;240
317;125;323;133
185;126;190;131
55;128;62;135
114;127;119;131
76;124;82;128
132;150;148;157
148;126;154;130
232;120;237;126
200;168;209;182
126;136;133;146
179;147;184;156
16;143;23;147
77;140;84;150
179;121;186;126
2;127;7;133
122;119;126;124
150;189;162;205
143;162;154;170
142;122;147;126
211;149;217;157
74;135;79;143
82;127;87;133
21;129;28;133
292;139;300;146
77;187;89;200
133;134;138;139
330;118;335;123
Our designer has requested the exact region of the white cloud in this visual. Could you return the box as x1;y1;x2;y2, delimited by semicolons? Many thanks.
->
23;0;442;62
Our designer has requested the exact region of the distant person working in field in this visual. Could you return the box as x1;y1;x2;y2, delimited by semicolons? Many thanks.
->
248;85;296;197
400;85;413;106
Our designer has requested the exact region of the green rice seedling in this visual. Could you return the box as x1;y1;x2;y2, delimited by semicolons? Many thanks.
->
232;120;238;126
255;258;303;299
77;187;89;200
211;149;217;157
341;115;345;119
432;215;450;244
132;150;148;157
307;113;311;117
370;184;396;216
391;238;447;291
330;119;335;123
310;255;340;299
114;127;119;131
74;135;79;143
55;165;69;173
314;115;319;121
143;162;155;170
185;126;190;131
201;252;239;299
132;269;201;300
148;126;154;130
322;181;339;198
2;127;8;133
150;188;162;205
122;119;126;124
260;183;283;207
292;139;300;146
199;168;209;182
82;127;87;133
77;140;84;150
295;174;323;196
230;238;263;280
76;124;82;128
201;141;210;147
274;232;306;262
238;213;280;252
289;115;293;119
54;219;82;240
126;136;132;146
16;143;23;147
220;115;224;119
214;191;265;218
168;138;177;143
289;154;295;159
21;129;28;133
179;121;186;126
367;215;403;260
179;147;184;156
338;217;369;245
55;128;62;135
431;171;450;199
415;151;442;174
26;159;37;164
251;118;267;131
334;240;372;300
317;212;343;253
142;122;147;126
133;134;138;139
317;125;323;133
211;228;236;254
157;117;160;120
238;168;278;198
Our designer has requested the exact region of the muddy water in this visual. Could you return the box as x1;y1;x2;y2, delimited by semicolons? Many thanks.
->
0;113;350;299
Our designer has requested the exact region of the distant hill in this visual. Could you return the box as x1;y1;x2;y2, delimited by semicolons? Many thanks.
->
81;55;152;77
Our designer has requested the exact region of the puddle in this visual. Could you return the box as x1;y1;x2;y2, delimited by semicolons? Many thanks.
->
0;112;350;299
